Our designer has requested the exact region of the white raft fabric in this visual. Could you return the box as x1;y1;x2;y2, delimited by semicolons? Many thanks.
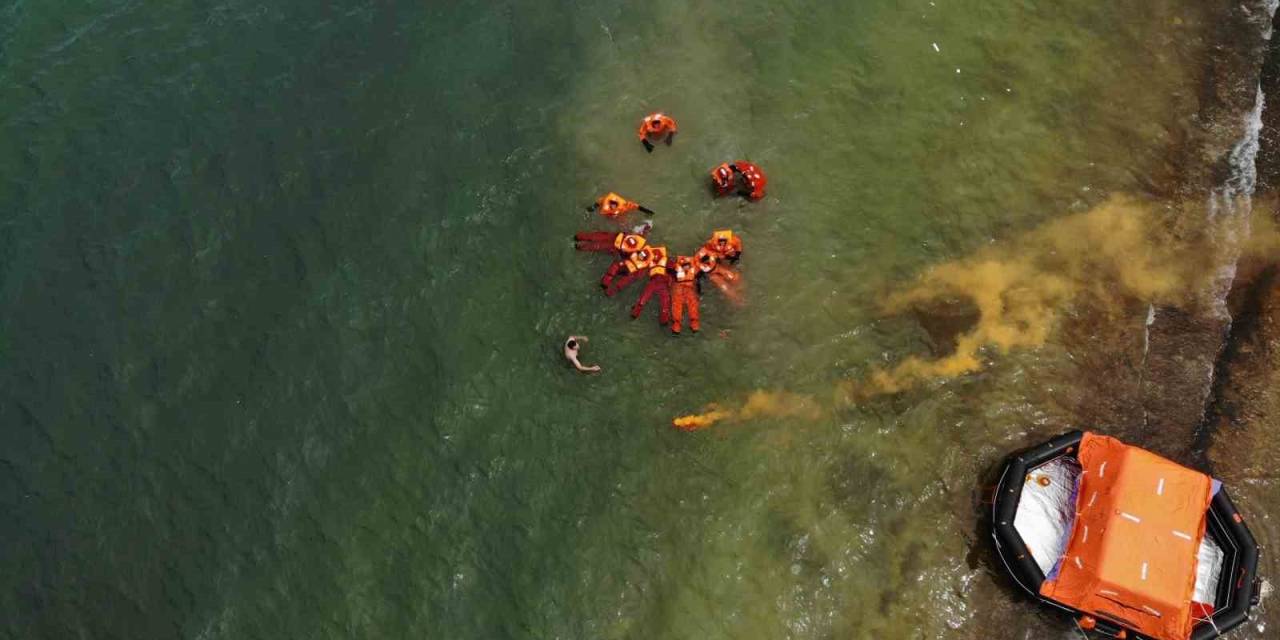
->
1013;457;1081;576
1193;534;1224;604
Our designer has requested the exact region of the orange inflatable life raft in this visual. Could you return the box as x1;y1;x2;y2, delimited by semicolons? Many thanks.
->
992;431;1260;640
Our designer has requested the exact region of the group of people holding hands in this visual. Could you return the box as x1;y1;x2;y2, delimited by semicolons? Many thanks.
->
565;112;768;369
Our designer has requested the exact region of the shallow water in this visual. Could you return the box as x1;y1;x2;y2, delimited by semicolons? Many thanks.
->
1;0;1272;638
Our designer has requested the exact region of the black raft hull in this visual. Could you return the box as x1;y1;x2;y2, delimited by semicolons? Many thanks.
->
990;430;1261;640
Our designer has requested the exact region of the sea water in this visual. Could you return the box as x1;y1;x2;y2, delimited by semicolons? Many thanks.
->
1;1;1269;638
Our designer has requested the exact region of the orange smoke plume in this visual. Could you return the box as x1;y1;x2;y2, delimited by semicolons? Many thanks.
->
842;195;1206;400
672;390;823;431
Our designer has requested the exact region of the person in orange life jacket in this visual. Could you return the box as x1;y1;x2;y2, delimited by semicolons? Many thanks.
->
670;255;701;334
703;229;743;262
603;247;654;296
710;162;736;197
695;247;744;307
734;161;767;200
587;192;654;219
630;246;671;325
637;112;677;152
574;226;648;254
709;161;767;200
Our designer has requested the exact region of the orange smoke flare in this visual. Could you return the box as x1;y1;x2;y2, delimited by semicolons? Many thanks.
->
672;391;823;431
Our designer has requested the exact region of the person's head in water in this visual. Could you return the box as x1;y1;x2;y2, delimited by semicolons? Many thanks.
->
563;335;599;373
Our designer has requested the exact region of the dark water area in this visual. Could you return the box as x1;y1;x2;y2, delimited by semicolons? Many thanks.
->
3;1;1280;639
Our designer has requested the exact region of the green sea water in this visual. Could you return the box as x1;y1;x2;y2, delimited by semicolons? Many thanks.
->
1;1;1266;639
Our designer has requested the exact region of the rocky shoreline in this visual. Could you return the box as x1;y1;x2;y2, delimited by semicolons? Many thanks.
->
1090;0;1280;629
1199;1;1280;631
960;2;1280;637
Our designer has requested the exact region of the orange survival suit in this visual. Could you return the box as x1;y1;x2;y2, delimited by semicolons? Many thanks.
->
696;247;744;306
603;247;654;297
630;246;671;325
590;192;648;219
703;229;743;262
637;112;677;151
710;161;767;200
575;230;647;254
670;255;700;334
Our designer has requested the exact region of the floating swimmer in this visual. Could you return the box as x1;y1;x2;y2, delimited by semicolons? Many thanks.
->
574;230;647;254
670;255;701;334
602;247;653;297
710;161;767;200
703;229;743;262
563;335;601;373
588;192;653;219
630;246;671;325
637;112;678;152
695;247;744;307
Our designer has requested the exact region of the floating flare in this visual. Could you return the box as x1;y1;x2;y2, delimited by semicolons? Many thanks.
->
672;405;731;431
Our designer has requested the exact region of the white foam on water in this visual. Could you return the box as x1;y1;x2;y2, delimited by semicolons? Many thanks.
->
1203;92;1262;314
1204;0;1278;320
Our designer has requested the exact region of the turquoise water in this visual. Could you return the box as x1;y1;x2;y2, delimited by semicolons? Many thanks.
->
2;1;1269;638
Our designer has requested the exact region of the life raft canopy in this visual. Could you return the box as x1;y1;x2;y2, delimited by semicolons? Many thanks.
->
992;431;1260;640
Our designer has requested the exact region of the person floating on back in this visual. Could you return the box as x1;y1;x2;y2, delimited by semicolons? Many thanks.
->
588;192;654;219
637;112;677;152
564;336;601;373
710;161;767;200
703;229;743;262
602;247;653;297
670;255;701;335
630;246;671;325
695;247;744;307
574;229;648;254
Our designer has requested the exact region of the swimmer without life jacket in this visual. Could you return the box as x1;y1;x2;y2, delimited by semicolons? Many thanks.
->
637;113;677;148
613;232;647;253
593;192;644;219
704;229;743;261
709;161;767;200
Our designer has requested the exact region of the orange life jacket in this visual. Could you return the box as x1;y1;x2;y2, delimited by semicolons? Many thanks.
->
625;249;653;273
646;246;669;276
614;232;647;253
734;161;767;200
710;162;736;196
705;229;742;259
596;192;641;218
694;247;718;274
673;256;698;282
637;113;677;141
